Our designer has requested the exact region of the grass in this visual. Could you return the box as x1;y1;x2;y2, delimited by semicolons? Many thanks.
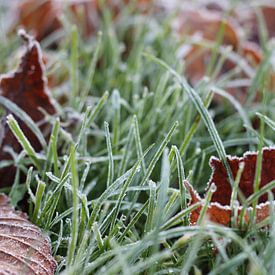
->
0;1;275;274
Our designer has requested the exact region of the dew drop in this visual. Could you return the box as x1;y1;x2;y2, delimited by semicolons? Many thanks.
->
233;200;240;208
210;183;217;193
238;161;245;170
136;165;141;173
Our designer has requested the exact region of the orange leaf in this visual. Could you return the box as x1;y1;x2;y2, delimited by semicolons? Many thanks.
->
0;193;56;274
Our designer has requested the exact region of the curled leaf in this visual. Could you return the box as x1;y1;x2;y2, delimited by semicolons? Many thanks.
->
0;193;56;274
0;30;56;187
186;147;275;226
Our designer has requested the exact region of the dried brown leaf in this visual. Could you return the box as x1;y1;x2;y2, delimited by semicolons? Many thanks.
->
176;8;239;48
11;0;153;41
0;193;56;274
0;30;56;187
175;5;275;100
12;0;62;41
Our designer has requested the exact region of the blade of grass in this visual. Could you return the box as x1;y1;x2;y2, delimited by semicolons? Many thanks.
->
143;52;234;185
7;114;41;170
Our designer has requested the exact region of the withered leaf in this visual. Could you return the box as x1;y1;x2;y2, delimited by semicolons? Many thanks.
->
0;30;56;187
184;180;233;226
0;193;56;274
12;0;62;42
175;5;275;100
11;0;97;41
185;147;275;226
236;5;275;44
175;8;241;87
175;9;239;49
12;0;153;41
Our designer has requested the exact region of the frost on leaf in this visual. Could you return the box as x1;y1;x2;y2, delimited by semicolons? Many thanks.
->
208;147;275;205
0;193;56;274
0;30;56;187
185;147;275;226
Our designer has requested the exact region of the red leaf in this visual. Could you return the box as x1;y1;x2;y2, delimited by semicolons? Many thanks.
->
184;180;233;226
0;193;56;274
0;30;56;187
208;147;275;205
185;147;275;226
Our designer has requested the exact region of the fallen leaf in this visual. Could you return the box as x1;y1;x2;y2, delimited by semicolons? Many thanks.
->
184;180;233;226
185;147;275;226
260;6;275;40
0;193;56;274
175;8;241;87
69;0;99;38
241;42;262;66
175;8;239;49
208;147;275;205
0;30;56;187
10;0;98;41
236;5;275;44
175;5;275;101
11;0;153;41
11;0;62;41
